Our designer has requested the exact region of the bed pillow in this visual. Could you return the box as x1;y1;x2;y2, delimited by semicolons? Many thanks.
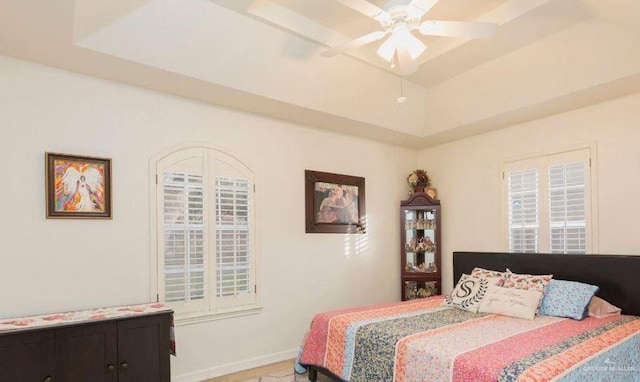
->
588;296;622;318
503;269;553;294
539;279;598;320
478;284;543;320
443;274;489;313
470;267;506;286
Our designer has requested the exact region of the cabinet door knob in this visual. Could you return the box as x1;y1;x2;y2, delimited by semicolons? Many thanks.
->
106;364;116;372
43;377;53;382
120;362;129;369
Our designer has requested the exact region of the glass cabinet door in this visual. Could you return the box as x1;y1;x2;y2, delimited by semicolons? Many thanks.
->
404;280;439;300
403;208;438;273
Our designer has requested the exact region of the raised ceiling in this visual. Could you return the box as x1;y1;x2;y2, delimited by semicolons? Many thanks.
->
1;0;640;148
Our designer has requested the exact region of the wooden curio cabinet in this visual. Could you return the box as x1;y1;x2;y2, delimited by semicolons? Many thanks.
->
401;192;441;300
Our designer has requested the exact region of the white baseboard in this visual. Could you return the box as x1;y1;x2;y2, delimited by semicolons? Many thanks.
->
172;348;299;382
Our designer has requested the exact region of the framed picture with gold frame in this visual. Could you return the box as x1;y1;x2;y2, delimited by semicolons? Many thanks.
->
45;152;112;219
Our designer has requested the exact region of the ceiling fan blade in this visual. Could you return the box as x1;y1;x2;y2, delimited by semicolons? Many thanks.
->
407;0;439;18
396;45;418;75
321;31;387;57
333;0;391;22
418;20;498;39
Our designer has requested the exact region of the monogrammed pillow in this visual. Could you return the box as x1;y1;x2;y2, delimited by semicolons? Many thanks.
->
478;284;543;320
443;274;489;313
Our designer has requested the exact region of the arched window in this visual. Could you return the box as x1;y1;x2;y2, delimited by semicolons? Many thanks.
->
152;145;259;321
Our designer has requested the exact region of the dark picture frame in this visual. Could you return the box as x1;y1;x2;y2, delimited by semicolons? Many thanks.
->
305;170;365;234
46;152;112;219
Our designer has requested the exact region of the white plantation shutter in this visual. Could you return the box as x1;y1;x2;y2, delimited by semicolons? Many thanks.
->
549;163;586;253
163;172;206;304
215;178;251;301
508;169;539;252
503;148;592;254
156;147;256;316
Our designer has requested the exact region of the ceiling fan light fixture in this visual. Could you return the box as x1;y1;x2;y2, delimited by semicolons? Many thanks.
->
406;34;426;59
392;23;411;44
393;23;426;60
377;22;426;64
376;36;397;62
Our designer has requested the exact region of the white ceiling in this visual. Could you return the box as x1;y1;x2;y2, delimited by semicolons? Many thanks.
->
1;0;640;148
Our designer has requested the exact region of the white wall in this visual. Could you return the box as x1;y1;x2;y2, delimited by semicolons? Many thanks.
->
420;93;640;293
0;56;415;380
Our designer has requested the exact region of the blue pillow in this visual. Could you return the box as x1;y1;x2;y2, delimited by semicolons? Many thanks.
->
539;279;598;320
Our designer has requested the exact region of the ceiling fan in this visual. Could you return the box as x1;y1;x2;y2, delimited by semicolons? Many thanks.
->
322;0;499;75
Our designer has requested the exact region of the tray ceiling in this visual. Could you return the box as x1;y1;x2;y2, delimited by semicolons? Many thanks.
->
1;0;639;148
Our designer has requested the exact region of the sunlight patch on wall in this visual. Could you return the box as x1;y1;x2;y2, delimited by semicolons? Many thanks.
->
343;215;369;258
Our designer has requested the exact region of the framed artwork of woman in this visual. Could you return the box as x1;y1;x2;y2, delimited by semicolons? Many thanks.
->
305;170;365;234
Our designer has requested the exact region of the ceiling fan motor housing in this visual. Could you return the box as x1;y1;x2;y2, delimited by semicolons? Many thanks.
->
380;0;422;30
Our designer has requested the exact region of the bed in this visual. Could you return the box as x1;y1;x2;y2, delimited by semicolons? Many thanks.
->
296;251;640;382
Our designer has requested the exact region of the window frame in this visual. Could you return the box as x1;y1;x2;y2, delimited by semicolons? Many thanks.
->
500;144;599;254
149;144;261;325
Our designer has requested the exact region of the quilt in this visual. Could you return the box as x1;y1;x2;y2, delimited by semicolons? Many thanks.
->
297;296;640;382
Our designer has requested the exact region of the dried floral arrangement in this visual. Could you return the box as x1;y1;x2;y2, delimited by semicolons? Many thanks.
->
407;169;430;188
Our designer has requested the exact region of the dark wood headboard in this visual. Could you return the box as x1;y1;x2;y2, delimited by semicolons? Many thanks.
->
453;251;640;316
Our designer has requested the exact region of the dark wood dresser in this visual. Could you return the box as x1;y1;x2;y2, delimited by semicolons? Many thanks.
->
0;305;173;382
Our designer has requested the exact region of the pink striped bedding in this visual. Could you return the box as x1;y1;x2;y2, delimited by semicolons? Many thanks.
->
297;296;640;382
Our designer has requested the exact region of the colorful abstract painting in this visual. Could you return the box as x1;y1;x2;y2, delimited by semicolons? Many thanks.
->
46;153;112;218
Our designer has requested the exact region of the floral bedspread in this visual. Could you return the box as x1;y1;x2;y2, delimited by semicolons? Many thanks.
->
0;303;176;355
297;296;640;382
